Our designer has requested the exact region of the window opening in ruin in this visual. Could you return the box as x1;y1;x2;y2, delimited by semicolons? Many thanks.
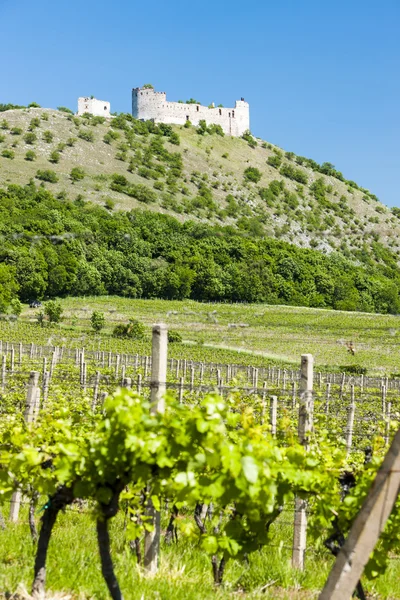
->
219;109;222;115
186;115;189;121
232;110;235;117
196;106;199;111
85;105;88;110
104;106;107;110
229;112;231;117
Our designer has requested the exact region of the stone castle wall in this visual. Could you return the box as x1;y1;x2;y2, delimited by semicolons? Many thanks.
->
132;87;249;137
77;97;110;117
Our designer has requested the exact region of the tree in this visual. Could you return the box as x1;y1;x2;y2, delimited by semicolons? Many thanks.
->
25;150;36;161
45;300;63;323
91;311;105;333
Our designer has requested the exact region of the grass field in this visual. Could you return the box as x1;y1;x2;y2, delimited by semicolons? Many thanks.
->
1;506;399;599
3;296;400;374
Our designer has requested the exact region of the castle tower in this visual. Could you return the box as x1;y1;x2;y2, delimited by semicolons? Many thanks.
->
132;86;249;137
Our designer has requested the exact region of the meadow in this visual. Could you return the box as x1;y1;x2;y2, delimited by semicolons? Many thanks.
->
3;296;400;373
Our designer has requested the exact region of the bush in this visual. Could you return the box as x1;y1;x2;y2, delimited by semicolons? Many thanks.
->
244;167;262;183
45;300;63;323
43;130;53;143
2;149;14;159
24;132;37;144
104;198;115;210
57;106;74;114
78;129;95;142
11;127;23;135
184;120;192;128
91;311;105;332
0;120;9;129
280;164;308;185
66;137;77;147
267;155;282;169
35;169;59;183
168;330;182;343
113;319;145;339
25;150;36;161
169;131;180;145
49;151;61;164
242;130;257;148
70;167;85;182
29;117;40;129
28;102;41;108
339;364;367;375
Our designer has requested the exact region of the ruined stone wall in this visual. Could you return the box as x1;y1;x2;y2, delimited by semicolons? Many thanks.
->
132;87;249;137
77;97;110;117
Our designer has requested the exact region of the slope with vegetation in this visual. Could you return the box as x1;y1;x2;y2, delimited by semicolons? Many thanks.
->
0;105;400;315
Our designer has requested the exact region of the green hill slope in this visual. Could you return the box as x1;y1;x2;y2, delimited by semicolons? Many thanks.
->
0;106;398;260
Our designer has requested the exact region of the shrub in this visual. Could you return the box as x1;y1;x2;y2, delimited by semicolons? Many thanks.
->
184;120;191;128
242;130;257;148
78;129;95;142
25;150;36;161
1;149;14;159
10;127;23;135
112;319;145;339
29;118;40;129
0;120;9;129
91;311;105;332
222;153;229;159
57;142;66;152
66;137;77;147
142;83;154;89
42;130;53;143
0;134;4;143
168;330;182;343
49;151;60;163
41;113;49;121
24;132;37;144
169;131;180;145
244;166;262;183
57;106;74;114
28;102;41;108
339;364;367;375
280;164;308;185
9;298;22;317
70;167;85;182
267;155;282;169
45;300;63;323
35;169;58;183
104;198;115;210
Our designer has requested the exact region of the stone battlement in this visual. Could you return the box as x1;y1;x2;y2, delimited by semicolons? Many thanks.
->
132;86;249;137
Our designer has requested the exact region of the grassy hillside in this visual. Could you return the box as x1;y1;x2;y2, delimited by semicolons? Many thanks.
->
0;106;399;261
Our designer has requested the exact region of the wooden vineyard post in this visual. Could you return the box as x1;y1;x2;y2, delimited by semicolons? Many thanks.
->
270;395;277;436
292;354;314;570
10;371;40;522
144;324;168;574
319;427;400;600
346;385;356;456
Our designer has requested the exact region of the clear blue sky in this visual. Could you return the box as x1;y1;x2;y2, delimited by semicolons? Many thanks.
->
2;0;399;206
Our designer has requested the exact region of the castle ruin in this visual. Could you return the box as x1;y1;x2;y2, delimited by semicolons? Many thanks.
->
132;86;249;137
77;97;110;117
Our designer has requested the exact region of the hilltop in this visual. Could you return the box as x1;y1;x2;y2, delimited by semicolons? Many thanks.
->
0;106;398;257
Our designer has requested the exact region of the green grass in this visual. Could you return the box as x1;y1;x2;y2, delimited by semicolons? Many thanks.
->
1;506;399;599
4;296;400;374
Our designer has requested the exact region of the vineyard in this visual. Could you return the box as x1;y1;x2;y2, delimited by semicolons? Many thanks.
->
1;327;400;600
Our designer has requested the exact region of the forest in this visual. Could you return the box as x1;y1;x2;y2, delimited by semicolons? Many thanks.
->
0;182;400;315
